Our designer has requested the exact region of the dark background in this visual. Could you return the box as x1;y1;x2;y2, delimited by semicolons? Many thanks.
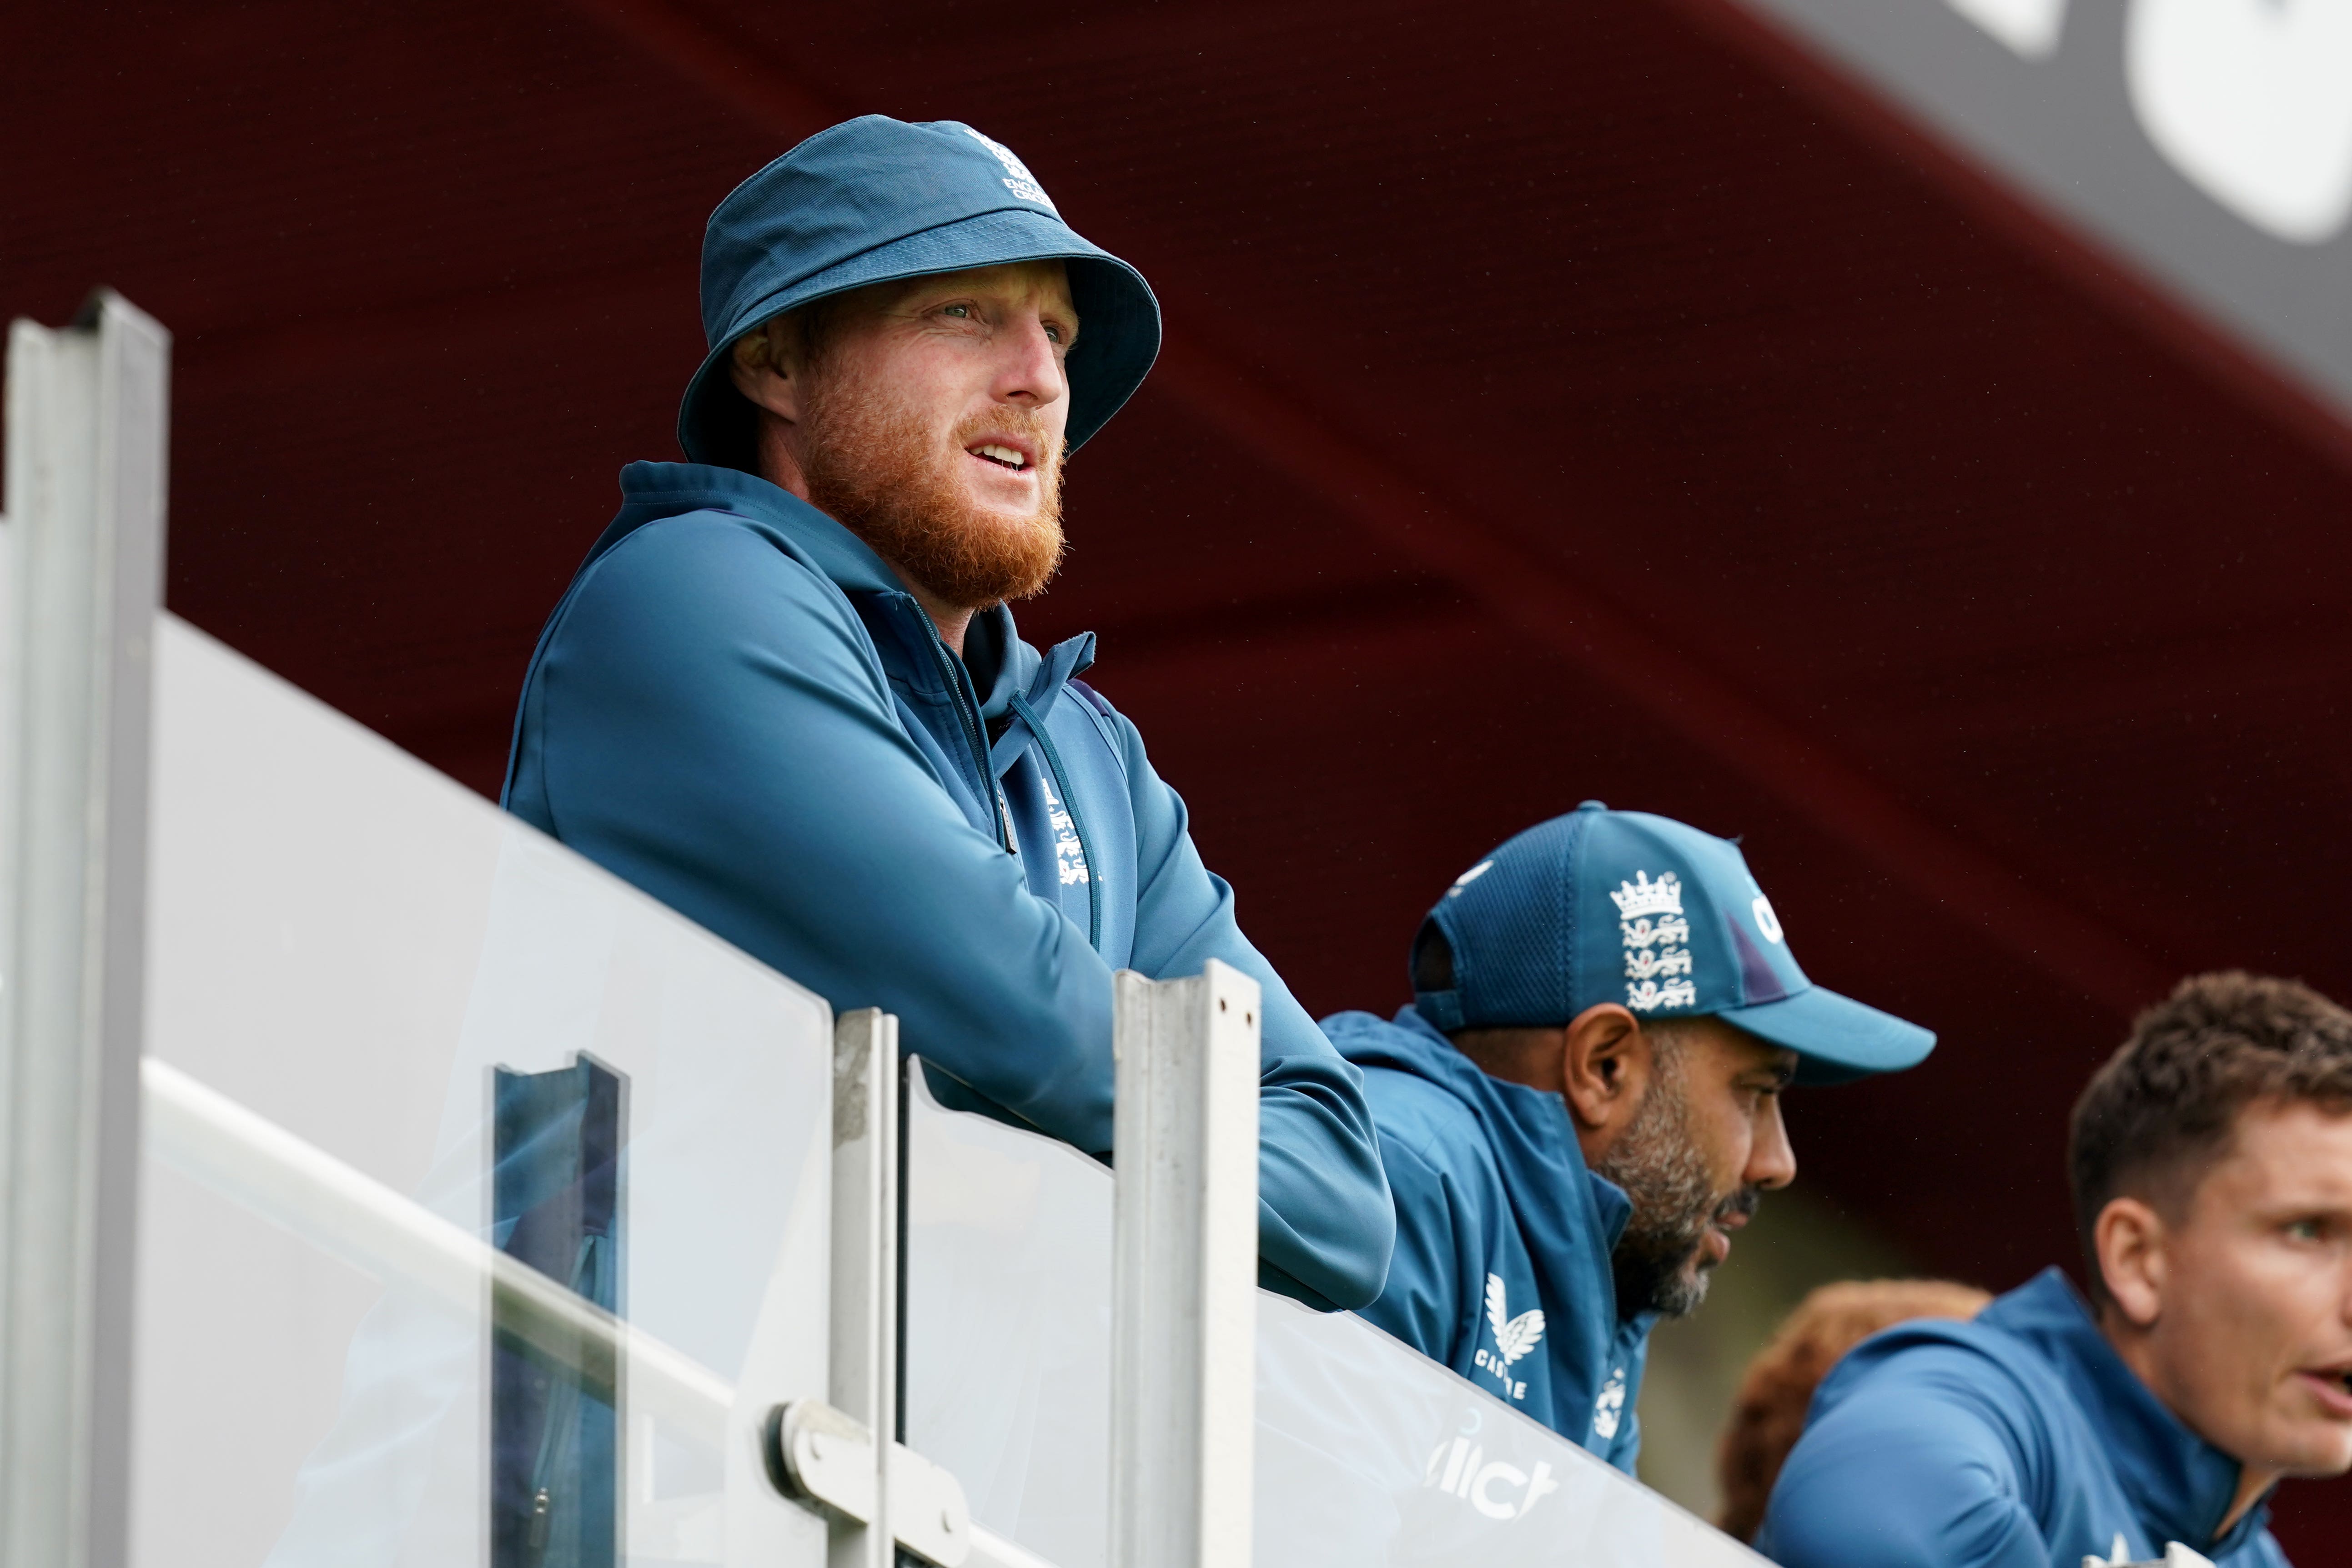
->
11;0;2351;1545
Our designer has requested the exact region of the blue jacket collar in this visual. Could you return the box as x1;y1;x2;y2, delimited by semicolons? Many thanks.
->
600;461;905;592
1345;1007;1636;1310
600;460;1095;742
1988;1268;2272;1555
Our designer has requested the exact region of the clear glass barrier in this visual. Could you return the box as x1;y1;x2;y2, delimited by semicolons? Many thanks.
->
136;614;833;1568
905;1068;1768;1567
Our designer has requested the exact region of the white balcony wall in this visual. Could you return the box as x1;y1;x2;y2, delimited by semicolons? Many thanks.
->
129;607;1766;1568
903;1070;1767;1568
134;615;833;1568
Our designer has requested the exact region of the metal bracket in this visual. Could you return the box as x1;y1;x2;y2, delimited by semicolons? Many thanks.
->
888;1439;973;1566
765;1400;970;1567
768;1399;875;1526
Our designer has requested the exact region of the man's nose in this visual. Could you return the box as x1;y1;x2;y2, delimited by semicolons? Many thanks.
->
990;313;1067;408
1746;1097;1798;1191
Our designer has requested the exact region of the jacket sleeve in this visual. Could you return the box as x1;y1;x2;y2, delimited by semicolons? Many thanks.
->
521;517;1118;1151
1758;1345;2052;1568
1096;700;1397;1312
1350;1134;1474;1363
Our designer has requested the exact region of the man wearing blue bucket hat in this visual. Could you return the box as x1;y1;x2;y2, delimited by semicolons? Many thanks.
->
1322;801;1935;1467
502;116;1393;1308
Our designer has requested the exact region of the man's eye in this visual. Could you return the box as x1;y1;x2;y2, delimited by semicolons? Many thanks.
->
1045;325;1065;344
2287;1218;2327;1242
942;304;971;319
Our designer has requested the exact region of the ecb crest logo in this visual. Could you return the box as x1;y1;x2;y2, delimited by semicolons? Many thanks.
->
1612;871;1695;1012
1592;1367;1628;1440
963;127;1058;211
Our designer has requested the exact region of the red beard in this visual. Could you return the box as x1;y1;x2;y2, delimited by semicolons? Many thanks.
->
799;363;1066;608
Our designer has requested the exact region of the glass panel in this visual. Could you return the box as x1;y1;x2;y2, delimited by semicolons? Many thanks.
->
135;614;833;1568
904;1067;1766;1567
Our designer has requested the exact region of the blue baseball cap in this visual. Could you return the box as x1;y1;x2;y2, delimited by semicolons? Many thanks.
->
679;114;1162;472
1412;801;1934;1084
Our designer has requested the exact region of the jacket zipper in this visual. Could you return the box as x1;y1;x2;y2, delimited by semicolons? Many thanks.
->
916;608;1010;850
1009;690;1101;952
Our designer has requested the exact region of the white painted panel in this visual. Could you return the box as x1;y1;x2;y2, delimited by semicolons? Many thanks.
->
902;1072;1767;1567
134;614;832;1568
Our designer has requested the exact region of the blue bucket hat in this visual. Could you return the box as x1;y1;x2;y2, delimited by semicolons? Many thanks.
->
679;115;1161;471
1412;801;1935;1084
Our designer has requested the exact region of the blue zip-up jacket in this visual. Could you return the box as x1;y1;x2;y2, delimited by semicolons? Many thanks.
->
504;462;1395;1309
1322;1007;1654;1469
1759;1268;2291;1568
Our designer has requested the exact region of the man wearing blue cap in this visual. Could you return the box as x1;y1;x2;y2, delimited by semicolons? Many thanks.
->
501;117;1393;1308
1322;801;1934;1468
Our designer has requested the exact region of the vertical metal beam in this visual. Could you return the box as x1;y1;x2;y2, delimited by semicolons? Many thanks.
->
829;1008;899;1568
1107;960;1261;1568
0;291;169;1568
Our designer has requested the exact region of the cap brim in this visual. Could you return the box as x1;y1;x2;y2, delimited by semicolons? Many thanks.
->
1720;985;1935;1085
678;206;1161;471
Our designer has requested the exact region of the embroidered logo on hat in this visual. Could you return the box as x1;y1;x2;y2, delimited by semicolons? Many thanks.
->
1614;871;1695;1012
962;127;1058;210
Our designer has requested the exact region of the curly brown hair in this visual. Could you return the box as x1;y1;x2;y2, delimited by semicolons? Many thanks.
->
1714;1278;1990;1543
2068;971;2352;1303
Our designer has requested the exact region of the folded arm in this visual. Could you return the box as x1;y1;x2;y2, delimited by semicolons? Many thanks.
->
520;517;1119;1148
522;516;1394;1311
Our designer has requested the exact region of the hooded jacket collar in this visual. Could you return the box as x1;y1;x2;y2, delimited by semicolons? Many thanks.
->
1342;1007;1637;1317
596;460;1094;769
1986;1268;2272;1556
597;461;905;592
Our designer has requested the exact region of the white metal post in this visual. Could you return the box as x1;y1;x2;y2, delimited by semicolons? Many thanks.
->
828;1007;898;1568
774;1020;974;1566
1107;960;1261;1568
0;291;170;1568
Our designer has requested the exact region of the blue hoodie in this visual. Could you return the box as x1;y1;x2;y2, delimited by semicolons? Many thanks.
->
1759;1268;2292;1568
503;462;1394;1309
1322;1007;1653;1469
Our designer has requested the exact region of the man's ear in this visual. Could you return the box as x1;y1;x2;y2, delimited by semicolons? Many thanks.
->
2095;1195;2169;1329
1561;1003;1652;1143
728;320;804;422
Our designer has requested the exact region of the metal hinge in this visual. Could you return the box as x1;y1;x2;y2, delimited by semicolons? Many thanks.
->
764;1399;972;1567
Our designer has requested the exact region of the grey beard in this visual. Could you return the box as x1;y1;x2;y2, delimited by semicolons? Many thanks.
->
1594;1065;1754;1319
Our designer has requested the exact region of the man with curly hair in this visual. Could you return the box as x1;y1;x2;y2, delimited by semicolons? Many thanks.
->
1762;972;2352;1567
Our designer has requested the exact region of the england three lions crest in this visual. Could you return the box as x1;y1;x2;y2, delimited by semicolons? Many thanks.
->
1614;871;1695;1011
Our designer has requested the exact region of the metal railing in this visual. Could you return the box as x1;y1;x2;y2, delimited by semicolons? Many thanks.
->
1;294;1766;1568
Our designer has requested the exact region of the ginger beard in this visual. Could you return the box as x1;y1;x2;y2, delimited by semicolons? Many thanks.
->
797;351;1066;609
1595;1048;1762;1319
